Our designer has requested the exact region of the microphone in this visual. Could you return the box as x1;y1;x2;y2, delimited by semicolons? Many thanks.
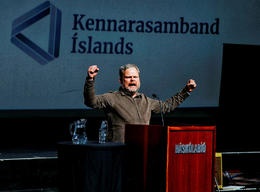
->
152;94;165;127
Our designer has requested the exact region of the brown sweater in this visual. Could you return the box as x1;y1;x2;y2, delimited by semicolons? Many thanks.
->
84;78;190;143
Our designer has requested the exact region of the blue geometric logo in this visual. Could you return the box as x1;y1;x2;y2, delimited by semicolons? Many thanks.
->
11;1;62;65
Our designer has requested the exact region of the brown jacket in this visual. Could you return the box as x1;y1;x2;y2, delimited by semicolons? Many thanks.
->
84;77;190;143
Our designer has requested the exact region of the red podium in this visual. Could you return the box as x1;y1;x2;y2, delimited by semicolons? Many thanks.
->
125;124;216;192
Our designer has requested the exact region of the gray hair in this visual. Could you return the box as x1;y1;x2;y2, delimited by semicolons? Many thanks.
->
119;64;140;82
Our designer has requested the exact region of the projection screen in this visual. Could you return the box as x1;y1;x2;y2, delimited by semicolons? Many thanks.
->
0;0;259;110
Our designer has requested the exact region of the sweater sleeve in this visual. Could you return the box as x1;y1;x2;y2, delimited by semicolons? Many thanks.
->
151;88;190;114
83;77;110;109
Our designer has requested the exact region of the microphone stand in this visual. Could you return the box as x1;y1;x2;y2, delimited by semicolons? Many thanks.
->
152;94;165;127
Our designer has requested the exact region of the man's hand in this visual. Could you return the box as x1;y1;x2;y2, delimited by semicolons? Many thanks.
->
186;79;197;92
88;65;99;79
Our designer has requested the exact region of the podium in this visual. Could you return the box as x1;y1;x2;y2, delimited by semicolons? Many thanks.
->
125;124;216;192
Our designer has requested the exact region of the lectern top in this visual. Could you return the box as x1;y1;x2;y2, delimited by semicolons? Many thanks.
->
168;126;216;131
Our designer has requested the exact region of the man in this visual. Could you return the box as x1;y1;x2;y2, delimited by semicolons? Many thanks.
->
84;64;196;143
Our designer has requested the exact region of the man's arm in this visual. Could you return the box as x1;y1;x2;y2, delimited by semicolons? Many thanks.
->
83;76;97;108
83;65;109;109
152;79;197;113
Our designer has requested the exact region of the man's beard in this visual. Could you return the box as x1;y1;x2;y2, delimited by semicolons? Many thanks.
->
121;85;140;96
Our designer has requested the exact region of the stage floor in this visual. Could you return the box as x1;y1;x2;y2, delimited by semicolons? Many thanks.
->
1;147;260;191
0;147;57;161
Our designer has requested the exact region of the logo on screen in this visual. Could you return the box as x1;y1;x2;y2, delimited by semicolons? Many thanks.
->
10;1;62;65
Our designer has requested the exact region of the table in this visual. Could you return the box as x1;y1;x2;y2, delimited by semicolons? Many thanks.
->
57;141;126;192
221;187;260;191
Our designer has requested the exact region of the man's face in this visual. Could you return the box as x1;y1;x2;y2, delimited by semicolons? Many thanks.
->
121;67;141;93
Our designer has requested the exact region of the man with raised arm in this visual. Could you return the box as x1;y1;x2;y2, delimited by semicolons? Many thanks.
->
84;64;196;143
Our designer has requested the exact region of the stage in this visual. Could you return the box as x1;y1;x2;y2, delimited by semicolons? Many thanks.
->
1;145;260;191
